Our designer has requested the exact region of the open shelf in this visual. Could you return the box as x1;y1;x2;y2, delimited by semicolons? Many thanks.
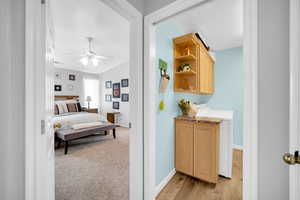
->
175;54;196;62
175;70;197;75
173;33;215;94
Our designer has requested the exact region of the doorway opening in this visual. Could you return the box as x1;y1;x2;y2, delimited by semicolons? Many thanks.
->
25;0;143;200
51;1;132;199
155;1;243;198
144;0;257;199
52;0;130;199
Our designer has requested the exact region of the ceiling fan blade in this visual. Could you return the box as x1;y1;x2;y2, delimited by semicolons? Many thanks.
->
59;49;86;56
54;60;64;65
95;55;108;60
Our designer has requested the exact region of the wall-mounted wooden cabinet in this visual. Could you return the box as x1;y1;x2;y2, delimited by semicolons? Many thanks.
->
175;117;221;183
173;33;214;94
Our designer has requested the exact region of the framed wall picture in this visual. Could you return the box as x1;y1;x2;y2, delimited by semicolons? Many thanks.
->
54;85;62;91
113;101;119;109
121;79;129;87
105;81;112;88
121;93;129;102
105;94;112;102
113;83;120;98
69;74;76;81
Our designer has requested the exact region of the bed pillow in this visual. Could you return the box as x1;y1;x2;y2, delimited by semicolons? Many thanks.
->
61;102;69;113
56;103;65;114
77;102;82;112
67;103;78;112
56;102;69;114
55;100;79;114
54;104;59;115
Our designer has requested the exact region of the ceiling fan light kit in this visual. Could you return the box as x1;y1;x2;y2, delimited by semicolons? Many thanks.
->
80;37;107;67
92;57;99;66
80;57;89;66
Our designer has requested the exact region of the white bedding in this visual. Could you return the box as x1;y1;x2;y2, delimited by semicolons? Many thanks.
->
52;112;107;130
72;121;105;130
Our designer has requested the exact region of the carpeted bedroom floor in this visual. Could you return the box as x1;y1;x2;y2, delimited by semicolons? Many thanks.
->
55;127;129;200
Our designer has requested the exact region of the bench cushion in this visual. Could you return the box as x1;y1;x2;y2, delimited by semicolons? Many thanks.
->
56;123;117;141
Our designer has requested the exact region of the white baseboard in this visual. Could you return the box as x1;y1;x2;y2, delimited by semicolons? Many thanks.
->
234;144;244;151
155;169;176;197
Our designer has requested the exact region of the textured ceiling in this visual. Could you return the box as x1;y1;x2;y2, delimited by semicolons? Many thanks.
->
52;0;129;74
159;0;243;51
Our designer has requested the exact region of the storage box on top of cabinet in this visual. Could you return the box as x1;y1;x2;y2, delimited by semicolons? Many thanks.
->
173;33;214;94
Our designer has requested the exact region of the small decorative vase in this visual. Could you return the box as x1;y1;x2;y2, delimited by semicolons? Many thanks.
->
181;109;189;116
159;77;169;93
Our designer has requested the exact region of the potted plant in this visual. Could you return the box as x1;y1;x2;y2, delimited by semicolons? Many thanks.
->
178;99;191;116
178;63;191;72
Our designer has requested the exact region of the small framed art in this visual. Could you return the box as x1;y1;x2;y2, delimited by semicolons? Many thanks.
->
121;79;129;87
113;101;119;109
69;74;76;81
113;83;120;98
121;93;129;102
105;81;112;89
105;94;112;102
54;85;62;91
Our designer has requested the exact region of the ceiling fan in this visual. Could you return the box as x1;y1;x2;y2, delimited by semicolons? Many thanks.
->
80;37;107;67
53;60;64;65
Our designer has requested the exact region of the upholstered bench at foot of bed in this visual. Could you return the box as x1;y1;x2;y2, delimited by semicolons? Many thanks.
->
56;123;118;154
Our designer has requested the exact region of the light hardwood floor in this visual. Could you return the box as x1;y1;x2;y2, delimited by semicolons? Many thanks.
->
156;149;242;200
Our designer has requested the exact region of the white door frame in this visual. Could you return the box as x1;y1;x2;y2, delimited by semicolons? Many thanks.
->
144;0;258;199
289;0;300;199
25;0;144;200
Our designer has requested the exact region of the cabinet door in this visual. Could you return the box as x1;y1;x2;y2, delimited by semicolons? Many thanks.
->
194;122;219;183
207;57;215;94
175;120;194;176
199;48;214;94
207;56;214;93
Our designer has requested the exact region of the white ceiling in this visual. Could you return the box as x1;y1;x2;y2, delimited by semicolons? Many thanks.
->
161;0;243;51
52;0;129;74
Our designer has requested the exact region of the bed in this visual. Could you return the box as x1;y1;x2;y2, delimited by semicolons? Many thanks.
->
53;112;106;129
53;96;116;153
53;96;101;126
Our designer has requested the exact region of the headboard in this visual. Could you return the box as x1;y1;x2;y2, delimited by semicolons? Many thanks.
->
55;95;80;101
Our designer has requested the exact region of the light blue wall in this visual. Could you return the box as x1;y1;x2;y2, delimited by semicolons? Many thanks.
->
155;21;211;185
155;21;243;186
208;47;244;146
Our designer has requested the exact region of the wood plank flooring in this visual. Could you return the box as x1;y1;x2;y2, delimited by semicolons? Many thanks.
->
156;149;243;200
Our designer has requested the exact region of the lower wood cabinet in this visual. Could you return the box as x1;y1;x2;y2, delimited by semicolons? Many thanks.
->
175;120;194;176
175;117;220;183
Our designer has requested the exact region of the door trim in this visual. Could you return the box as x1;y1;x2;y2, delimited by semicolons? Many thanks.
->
289;0;300;199
25;1;44;199
25;0;144;200
144;0;258;199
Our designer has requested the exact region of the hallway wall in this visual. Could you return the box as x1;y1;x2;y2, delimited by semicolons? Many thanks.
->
0;0;25;199
208;47;244;146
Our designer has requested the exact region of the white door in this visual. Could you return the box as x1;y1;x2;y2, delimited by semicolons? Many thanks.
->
35;1;55;199
286;0;300;199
